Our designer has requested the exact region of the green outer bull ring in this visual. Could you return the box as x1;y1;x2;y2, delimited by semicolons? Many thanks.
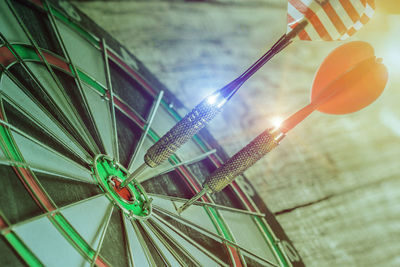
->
92;154;152;219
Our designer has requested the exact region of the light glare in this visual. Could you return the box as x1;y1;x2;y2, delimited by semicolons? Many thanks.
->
271;116;283;128
206;93;226;107
206;93;219;105
380;45;400;76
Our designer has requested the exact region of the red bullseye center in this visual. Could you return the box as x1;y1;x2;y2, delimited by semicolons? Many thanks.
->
109;177;134;202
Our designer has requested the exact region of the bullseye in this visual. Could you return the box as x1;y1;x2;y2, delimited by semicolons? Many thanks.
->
92;154;152;219
108;176;135;203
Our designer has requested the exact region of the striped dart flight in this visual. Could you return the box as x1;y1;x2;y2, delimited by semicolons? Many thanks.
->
287;0;375;41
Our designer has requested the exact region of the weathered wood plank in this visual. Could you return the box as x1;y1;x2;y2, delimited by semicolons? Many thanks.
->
276;176;400;266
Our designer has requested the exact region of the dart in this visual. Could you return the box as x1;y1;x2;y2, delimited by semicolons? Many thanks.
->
122;0;376;187
177;41;388;214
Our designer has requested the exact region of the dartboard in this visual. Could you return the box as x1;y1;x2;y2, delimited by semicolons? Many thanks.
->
0;0;305;266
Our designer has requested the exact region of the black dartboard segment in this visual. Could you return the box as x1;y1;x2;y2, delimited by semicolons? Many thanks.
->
0;0;304;266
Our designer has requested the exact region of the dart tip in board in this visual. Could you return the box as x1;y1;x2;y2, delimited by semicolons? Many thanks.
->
176;187;209;214
121;162;148;188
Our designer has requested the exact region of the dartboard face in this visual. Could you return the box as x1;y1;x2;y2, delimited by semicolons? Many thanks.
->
0;0;304;266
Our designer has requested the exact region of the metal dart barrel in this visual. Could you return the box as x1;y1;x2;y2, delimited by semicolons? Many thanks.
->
177;127;285;213
144;77;248;169
144;93;226;168
205;128;285;192
121;79;243;187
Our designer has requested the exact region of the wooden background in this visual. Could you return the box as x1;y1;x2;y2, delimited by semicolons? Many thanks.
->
72;0;400;266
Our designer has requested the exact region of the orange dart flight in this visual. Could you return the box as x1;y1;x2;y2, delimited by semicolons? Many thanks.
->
281;41;388;132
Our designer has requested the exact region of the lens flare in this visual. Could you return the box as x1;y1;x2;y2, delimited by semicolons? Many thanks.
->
206;93;219;105
271;116;284;129
206;93;226;108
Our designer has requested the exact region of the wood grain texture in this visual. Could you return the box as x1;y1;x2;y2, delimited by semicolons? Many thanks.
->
73;1;400;266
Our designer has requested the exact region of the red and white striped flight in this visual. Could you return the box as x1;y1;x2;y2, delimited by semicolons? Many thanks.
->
287;0;375;41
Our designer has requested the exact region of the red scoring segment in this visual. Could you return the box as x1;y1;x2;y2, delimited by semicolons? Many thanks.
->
109;177;134;202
